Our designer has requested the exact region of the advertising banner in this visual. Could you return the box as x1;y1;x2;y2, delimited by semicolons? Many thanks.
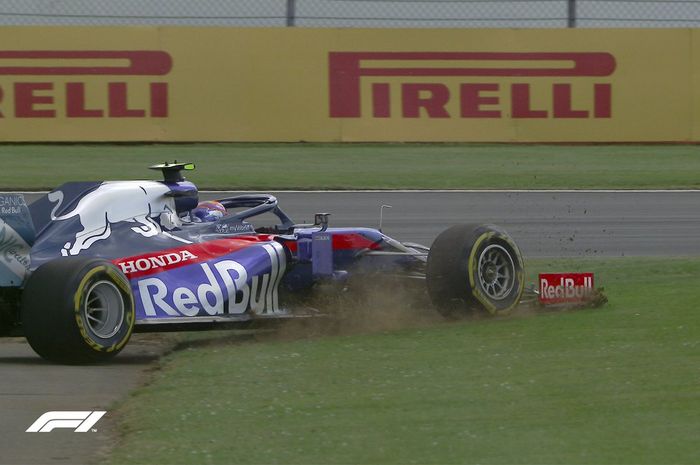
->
0;27;696;142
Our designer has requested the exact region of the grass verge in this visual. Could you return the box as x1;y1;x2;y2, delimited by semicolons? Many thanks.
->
109;257;700;464
2;143;700;190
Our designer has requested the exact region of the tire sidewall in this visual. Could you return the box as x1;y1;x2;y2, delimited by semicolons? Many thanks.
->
427;224;524;317
22;258;135;363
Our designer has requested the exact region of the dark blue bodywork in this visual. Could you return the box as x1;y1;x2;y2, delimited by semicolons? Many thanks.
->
0;176;427;330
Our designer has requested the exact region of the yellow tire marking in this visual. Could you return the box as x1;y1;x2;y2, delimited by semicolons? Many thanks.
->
73;265;134;353
467;231;525;316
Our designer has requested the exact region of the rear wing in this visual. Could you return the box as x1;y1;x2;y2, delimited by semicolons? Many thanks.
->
0;194;35;286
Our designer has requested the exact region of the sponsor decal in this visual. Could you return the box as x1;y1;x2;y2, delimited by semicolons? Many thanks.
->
49;181;175;256
0;194;34;285
215;223;255;234
0;221;31;277
26;411;106;433
539;272;594;304
0;194;25;215
114;237;267;278
329;52;615;119
118;250;198;275
0;50;171;119
120;240;287;318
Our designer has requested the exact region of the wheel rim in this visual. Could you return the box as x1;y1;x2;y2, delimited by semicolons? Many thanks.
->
83;280;125;339
477;244;516;301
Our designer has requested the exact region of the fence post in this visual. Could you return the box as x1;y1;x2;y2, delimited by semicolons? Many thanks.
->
567;0;576;27
286;0;296;27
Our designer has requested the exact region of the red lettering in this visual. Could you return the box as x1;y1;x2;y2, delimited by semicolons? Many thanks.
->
553;84;588;118
66;82;103;117
594;83;611;118
150;82;168;118
108;82;145;117
460;83;500;118
0;51;172;76
328;51;616;118
14;82;55;118
402;83;450;118
511;83;547;118
372;83;390;118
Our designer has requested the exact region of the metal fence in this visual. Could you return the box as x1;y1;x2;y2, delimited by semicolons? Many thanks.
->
0;0;699;28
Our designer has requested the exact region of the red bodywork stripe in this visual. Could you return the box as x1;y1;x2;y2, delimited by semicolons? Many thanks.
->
284;233;380;253
113;233;378;279
113;235;274;279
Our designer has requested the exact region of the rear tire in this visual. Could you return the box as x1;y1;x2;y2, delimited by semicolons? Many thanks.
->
427;224;524;318
22;258;134;364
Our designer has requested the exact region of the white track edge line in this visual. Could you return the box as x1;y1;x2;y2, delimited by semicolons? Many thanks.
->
13;189;700;195
198;189;700;194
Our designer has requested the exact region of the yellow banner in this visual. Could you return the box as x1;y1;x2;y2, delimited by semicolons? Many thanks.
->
0;27;696;142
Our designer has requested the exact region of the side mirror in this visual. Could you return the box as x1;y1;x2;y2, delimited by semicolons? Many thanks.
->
314;213;331;231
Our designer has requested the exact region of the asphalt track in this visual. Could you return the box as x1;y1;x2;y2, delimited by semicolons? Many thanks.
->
0;336;169;465
1;190;698;465
202;190;700;257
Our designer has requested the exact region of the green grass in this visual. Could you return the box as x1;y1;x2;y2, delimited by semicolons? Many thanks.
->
2;143;700;190
109;257;700;465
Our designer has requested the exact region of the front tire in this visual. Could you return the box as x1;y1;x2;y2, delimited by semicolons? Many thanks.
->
427;224;524;317
22;258;134;364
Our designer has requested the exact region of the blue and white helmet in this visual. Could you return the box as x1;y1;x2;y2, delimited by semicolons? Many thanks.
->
191;200;226;223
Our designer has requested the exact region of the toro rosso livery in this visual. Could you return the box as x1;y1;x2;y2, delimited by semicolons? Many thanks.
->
0;163;525;363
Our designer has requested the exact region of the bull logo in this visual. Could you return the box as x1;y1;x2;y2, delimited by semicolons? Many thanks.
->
48;181;176;256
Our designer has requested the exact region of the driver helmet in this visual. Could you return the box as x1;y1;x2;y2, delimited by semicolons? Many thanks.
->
191;200;226;223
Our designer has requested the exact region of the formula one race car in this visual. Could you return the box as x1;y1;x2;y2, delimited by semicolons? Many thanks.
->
0;163;525;363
